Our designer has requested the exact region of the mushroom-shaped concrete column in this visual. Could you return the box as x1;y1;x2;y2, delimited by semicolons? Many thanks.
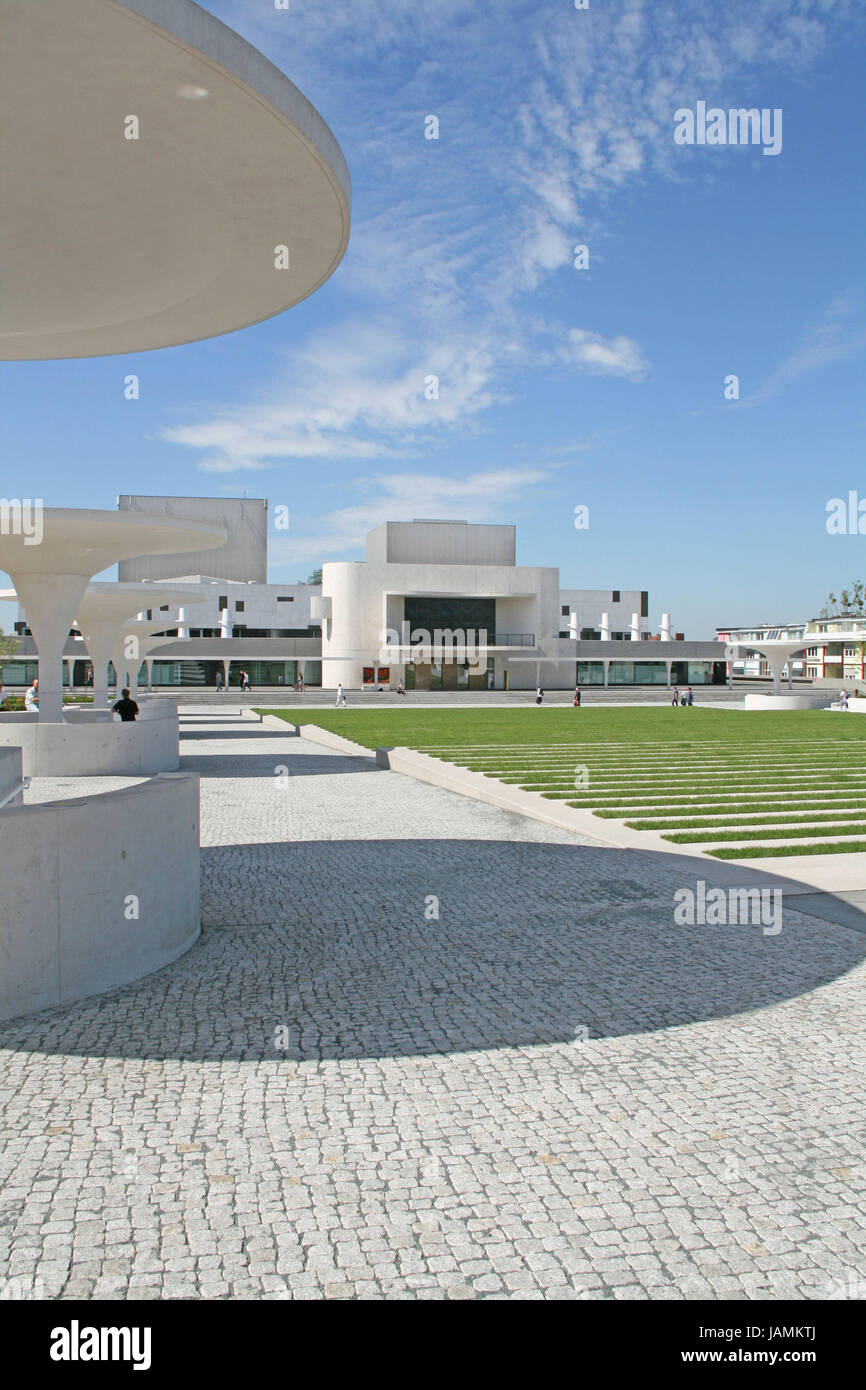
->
0;511;225;722
75;584;205;710
110;623;186;695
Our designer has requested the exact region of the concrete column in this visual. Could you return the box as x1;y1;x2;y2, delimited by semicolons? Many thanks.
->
665;660;672;689
660;613;672;641
603;659;610;689
145;659;154;690
13;572;89;723
223;658;232;689
84;626;119;709
630;613;641;641
220;608;231;639
600;612;610;641
63;657;73;692
177;607;188;640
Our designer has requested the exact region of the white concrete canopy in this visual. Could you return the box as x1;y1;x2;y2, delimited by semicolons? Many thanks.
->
111;623;178;694
73;583;206;708
0;0;351;359
0;510;226;720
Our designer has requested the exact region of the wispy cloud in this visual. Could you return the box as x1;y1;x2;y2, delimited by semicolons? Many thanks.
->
743;291;866;406
166;0;859;481
270;467;549;569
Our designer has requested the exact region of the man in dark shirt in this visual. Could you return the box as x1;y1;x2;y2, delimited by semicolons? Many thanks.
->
112;688;139;722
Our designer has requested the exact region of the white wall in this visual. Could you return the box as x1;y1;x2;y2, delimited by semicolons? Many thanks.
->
0;702;180;776
0;773;200;1022
321;558;560;687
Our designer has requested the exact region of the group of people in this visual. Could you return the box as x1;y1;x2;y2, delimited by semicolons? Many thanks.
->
671;687;694;706
215;669;252;692
534;687;582;705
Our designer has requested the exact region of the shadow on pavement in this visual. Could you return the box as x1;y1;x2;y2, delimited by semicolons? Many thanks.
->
4;839;863;1062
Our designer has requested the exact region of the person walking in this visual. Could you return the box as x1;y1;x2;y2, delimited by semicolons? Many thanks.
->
298;672;304;694
686;686;694;707
24;678;39;712
573;686;581;708
840;688;849;711
215;669;223;693
535;687;544;705
240;669;251;692
112;687;139;722
671;687;679;706
336;682;347;708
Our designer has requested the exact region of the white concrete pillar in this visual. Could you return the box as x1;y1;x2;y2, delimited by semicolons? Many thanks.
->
603;659;610;689
84;625;119;709
630;613;641;641
220;608;231;639
223;658;232;688
600;612;610;641
177;607;188;640
665;659;672;689
659;613;672;641
145;659;154;690
568;612;578;640
13;572;89;723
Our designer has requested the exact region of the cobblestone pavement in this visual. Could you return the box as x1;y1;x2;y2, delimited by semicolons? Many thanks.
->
1;712;864;1301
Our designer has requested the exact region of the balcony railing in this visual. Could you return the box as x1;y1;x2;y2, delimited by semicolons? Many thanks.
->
384;633;536;649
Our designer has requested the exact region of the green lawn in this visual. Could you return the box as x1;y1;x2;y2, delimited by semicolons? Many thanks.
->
259;706;866;860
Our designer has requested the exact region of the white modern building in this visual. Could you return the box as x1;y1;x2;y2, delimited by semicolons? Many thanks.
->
319;519;723;690
721;618;866;690
7;509;727;691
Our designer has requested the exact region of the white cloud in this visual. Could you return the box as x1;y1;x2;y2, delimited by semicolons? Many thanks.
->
167;0;857;471
270;467;549;569
744;291;866;405
563;328;649;379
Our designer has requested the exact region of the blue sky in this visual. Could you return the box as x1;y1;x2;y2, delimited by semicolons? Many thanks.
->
3;0;865;638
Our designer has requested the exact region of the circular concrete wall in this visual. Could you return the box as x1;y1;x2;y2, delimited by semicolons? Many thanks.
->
0;773;200;1022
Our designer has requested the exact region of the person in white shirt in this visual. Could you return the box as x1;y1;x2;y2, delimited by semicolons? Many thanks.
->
24;678;39;712
336;683;347;707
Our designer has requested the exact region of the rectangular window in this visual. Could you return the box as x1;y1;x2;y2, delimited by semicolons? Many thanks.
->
159;605;169;612
561;605;569;617
277;596;294;602
641;591;649;618
612;590;620;603
235;600;245;612
218;596;228;611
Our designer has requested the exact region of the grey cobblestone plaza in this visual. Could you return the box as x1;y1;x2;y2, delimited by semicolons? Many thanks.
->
1;712;864;1301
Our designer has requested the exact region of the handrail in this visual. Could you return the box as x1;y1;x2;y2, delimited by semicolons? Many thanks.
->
0;776;31;808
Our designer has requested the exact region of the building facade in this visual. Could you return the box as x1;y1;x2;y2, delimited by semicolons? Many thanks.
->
6;504;728;690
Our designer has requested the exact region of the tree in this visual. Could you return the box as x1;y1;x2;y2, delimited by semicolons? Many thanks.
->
0;628;19;666
305;568;322;586
820;582;866;618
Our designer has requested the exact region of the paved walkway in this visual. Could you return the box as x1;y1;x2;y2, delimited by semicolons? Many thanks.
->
0;712;864;1300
